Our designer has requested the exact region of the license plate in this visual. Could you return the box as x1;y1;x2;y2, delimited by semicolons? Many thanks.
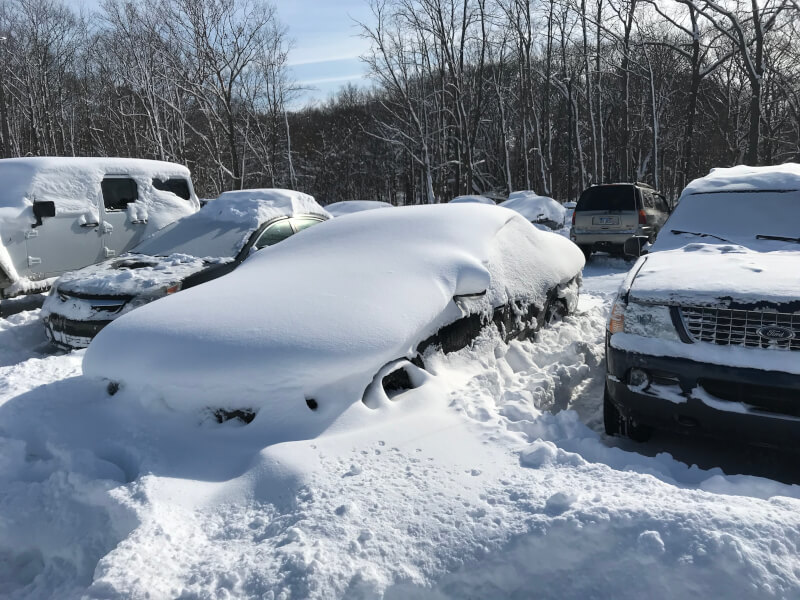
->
594;216;619;225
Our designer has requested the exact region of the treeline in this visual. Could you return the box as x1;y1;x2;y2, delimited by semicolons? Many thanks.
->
1;0;799;203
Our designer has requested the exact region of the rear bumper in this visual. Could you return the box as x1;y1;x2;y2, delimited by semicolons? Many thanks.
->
571;227;652;247
606;340;800;448
43;313;112;349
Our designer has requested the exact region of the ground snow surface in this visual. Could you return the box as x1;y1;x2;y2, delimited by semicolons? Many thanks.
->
1;258;800;599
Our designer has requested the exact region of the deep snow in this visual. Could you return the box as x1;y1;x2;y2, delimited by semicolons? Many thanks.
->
1;257;800;599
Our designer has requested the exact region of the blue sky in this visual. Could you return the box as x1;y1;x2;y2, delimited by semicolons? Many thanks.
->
274;0;374;107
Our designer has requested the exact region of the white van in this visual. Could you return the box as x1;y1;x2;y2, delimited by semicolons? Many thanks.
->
0;157;200;298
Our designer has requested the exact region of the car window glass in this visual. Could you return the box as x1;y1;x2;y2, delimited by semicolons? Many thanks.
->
255;219;294;249
153;177;191;200
101;177;139;211
656;195;669;213
642;191;655;209
291;217;323;233
576;186;636;211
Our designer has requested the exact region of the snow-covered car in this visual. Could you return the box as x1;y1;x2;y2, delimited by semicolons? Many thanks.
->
604;164;800;448
325;200;393;217
500;191;566;230
83;204;584;431
449;195;496;205
0;157;200;299
42;189;329;349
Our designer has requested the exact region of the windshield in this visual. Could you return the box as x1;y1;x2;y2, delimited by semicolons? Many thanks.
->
132;217;255;258
576;185;637;212
651;189;800;252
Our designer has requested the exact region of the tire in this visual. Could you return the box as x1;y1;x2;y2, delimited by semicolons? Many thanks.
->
580;245;593;260
603;384;653;442
545;299;568;325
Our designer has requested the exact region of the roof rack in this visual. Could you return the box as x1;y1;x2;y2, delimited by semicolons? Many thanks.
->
635;181;654;189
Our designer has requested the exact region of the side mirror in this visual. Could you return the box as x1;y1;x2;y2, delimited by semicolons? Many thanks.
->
32;201;56;228
624;236;649;258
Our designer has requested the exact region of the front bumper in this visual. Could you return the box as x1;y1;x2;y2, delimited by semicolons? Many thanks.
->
606;340;800;448
43;313;112;349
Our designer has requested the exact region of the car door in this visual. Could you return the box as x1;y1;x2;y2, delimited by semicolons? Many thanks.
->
24;201;104;279
99;176;148;259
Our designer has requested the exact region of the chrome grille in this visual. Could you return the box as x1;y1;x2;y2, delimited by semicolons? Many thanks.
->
680;306;800;351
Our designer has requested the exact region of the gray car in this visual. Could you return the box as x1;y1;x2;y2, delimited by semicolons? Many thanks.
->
570;183;670;259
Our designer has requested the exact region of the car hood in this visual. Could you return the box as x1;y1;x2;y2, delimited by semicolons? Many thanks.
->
54;253;231;297
628;243;800;309
82;204;584;434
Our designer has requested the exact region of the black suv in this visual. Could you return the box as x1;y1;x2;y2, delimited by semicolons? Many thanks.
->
603;165;800;448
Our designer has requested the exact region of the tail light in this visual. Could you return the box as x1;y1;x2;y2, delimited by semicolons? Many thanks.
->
571;211;576;226
638;210;647;225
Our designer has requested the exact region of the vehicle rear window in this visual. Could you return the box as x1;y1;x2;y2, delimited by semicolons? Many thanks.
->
577;186;637;212
153;177;191;200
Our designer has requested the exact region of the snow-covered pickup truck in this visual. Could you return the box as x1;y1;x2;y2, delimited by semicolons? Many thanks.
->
0;157;200;299
604;164;800;448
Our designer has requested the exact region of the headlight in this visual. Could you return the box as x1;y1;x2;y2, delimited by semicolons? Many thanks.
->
622;302;679;341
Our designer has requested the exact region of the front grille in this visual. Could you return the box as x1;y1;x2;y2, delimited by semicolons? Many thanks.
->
46;314;112;338
700;379;800;418
680;306;800;351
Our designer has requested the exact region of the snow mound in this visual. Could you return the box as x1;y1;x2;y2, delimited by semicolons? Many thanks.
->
450;195;496;205
500;191;566;225
83;204;583;438
210;188;328;228
325;200;393;217
684;163;800;195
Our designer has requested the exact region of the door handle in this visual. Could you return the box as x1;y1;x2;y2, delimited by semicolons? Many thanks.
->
81;222;99;228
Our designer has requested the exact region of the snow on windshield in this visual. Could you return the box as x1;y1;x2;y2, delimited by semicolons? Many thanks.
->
653;164;800;252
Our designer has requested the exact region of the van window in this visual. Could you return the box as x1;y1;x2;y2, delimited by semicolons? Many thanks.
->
655;194;670;213
576;186;636;212
641;191;655;209
153;178;191;200
101;177;139;211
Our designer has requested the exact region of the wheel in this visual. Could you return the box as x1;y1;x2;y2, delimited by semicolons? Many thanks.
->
545;299;568;325
580;245;593;260
603;384;653;442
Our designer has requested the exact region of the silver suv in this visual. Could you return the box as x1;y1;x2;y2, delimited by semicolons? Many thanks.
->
570;183;670;259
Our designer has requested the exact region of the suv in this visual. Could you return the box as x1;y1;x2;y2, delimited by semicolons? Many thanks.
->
0;157;199;299
604;164;800;448
571;183;670;259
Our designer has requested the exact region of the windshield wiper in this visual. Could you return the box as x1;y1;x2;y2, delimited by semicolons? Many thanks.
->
670;229;733;243
756;234;800;244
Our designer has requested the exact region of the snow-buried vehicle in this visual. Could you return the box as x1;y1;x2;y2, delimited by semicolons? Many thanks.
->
82;203;584;432
0;157;200;299
42;189;329;349
605;164;800;448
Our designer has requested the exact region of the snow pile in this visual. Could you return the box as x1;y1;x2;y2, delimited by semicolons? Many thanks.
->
83;204;583;428
325;200;393;217
449;195;496;205
2;260;800;598
210;188;329;229
500;191;566;226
